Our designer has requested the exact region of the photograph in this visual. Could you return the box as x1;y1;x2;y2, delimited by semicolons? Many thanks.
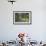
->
13;11;32;25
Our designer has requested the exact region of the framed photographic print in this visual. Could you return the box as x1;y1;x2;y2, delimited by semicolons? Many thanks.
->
13;11;32;25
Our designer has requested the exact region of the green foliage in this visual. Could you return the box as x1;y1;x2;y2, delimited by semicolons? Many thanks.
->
15;13;29;22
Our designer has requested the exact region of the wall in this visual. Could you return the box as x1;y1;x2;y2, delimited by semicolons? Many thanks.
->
0;0;46;41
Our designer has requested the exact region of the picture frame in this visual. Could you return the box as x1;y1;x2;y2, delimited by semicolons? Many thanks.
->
13;11;32;25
